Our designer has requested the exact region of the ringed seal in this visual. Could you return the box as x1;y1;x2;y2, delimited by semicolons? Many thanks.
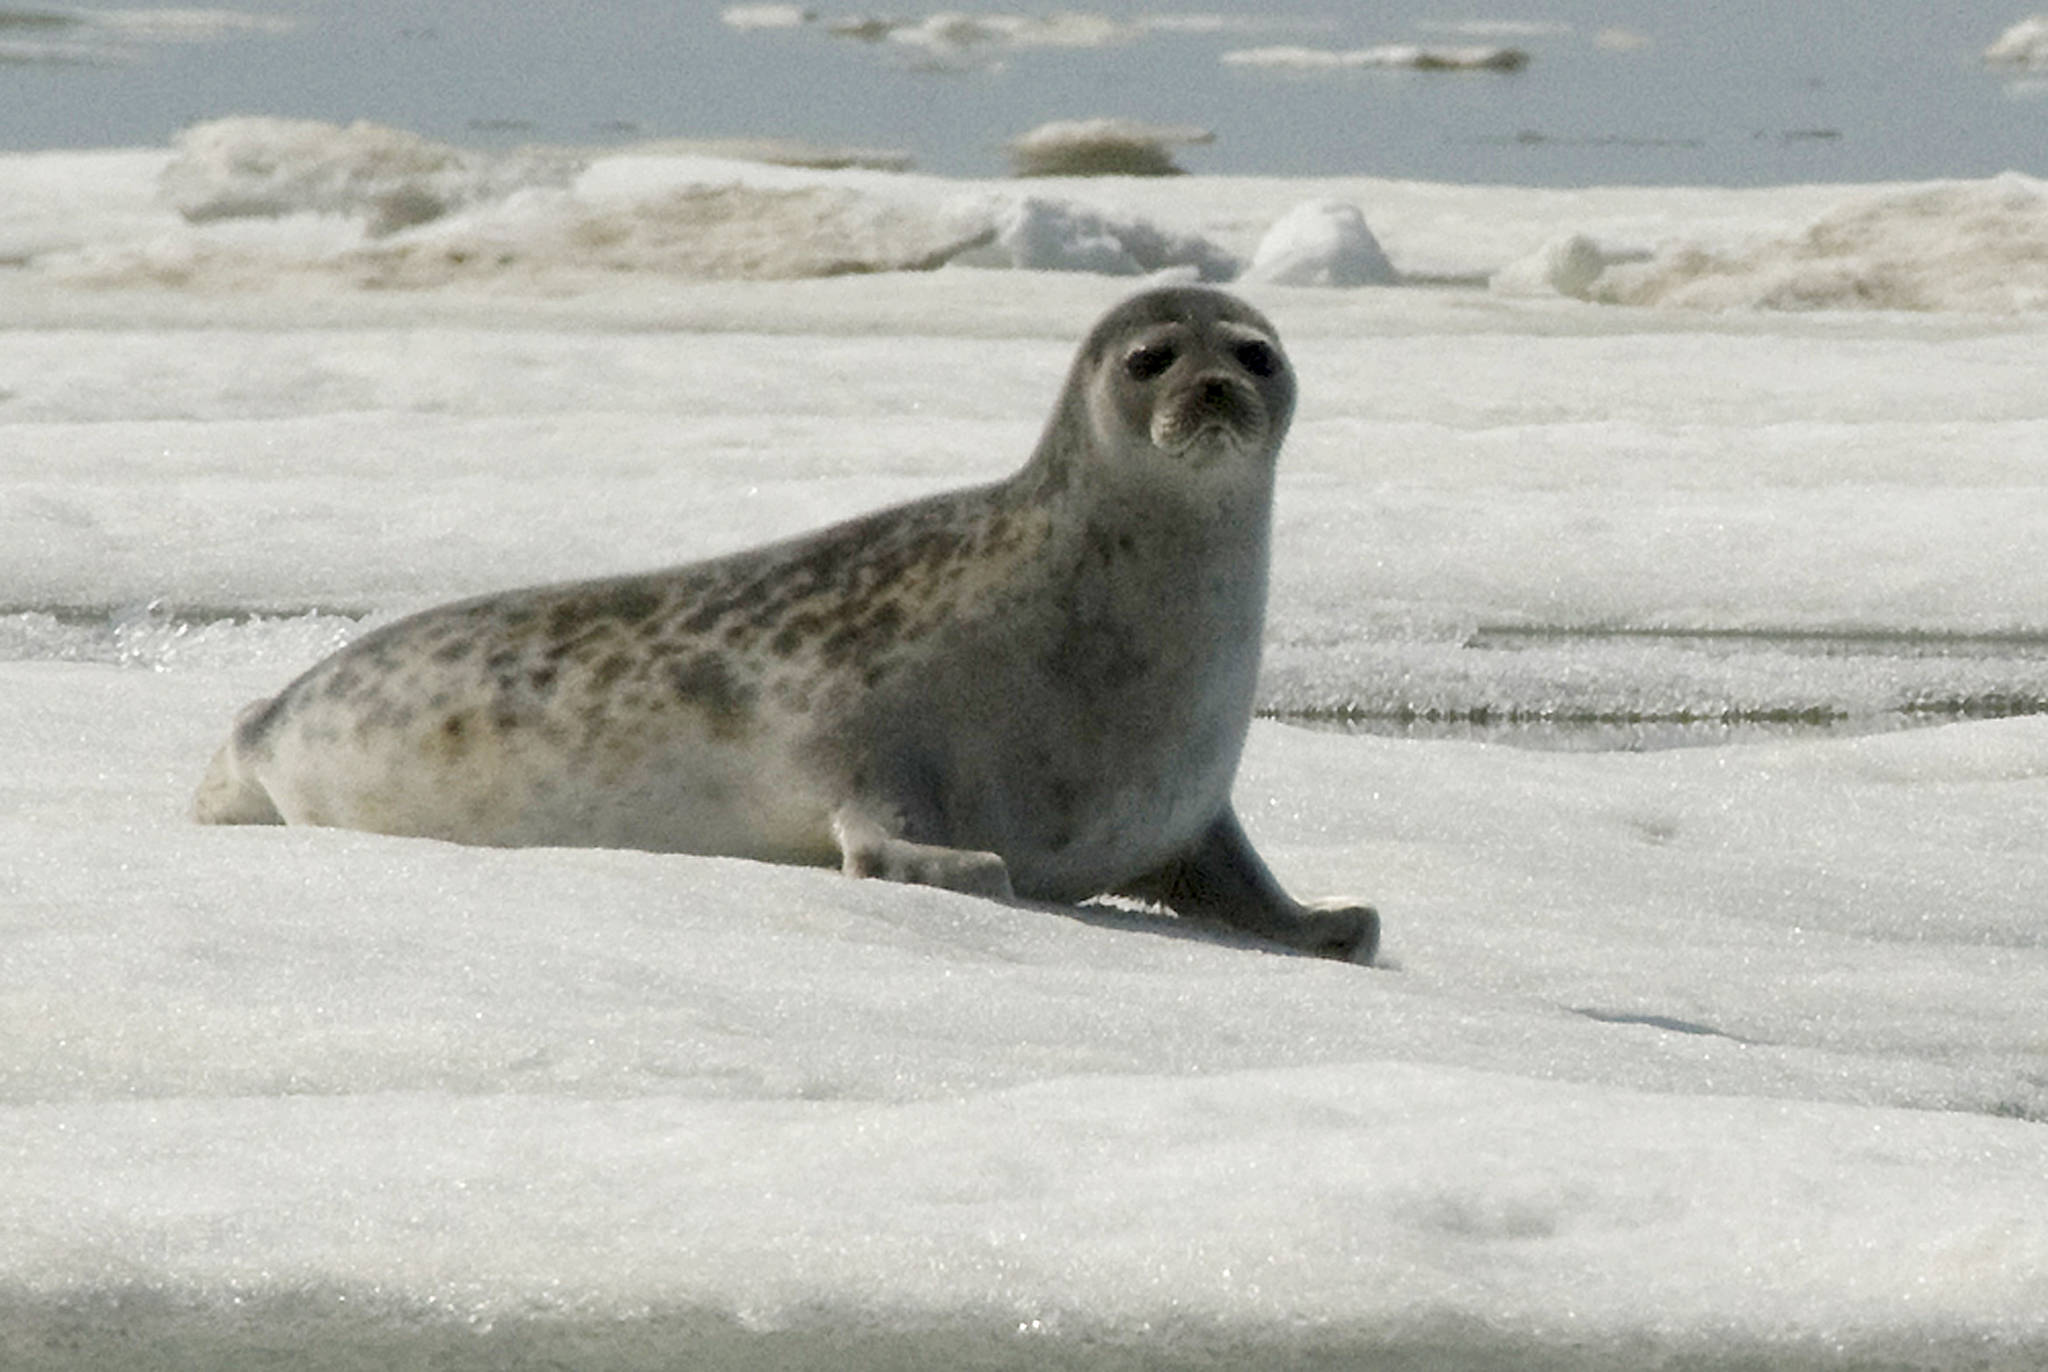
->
194;286;1379;962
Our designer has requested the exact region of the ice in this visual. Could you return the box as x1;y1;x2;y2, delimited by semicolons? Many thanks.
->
1004;118;1215;178
719;4;814;31
947;194;1239;278
632;137;914;173
7;130;1968;295
1221;43;1531;73
159;116;585;234
1488;232;1644;297
1501;174;2048;311
24;122;1270;287
3;137;2047;1367
1242;200;1396;287
85;7;294;43
790;10;1145;70
0;5;290;67
1985;14;2048;69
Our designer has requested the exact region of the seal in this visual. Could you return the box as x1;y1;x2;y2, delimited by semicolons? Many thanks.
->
193;286;1378;962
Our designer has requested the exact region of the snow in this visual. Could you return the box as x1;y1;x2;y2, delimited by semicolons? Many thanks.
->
1500;174;2048;312
157;116;585;233
1004;118;1215;178
3;136;2047;1369
1242;200;1397;287
947;194;1240;278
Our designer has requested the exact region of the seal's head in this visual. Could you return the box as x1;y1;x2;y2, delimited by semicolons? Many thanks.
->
1067;287;1296;477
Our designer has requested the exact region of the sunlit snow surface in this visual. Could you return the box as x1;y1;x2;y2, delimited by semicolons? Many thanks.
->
3;141;2047;1369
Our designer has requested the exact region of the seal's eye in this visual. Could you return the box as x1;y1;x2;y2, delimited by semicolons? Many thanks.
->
1124;343;1176;382
1233;340;1280;379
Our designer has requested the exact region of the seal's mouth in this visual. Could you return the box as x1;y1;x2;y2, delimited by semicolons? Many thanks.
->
1149;375;1267;456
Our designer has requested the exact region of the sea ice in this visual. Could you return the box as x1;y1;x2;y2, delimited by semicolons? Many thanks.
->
1004;118;1215;178
1221;43;1530;73
1242;200;1397;287
159;116;584;235
1488;232;1642;297
719;4;815;30
1984;14;2048;69
947;194;1239;279
1524;174;2048;311
2;136;2047;1369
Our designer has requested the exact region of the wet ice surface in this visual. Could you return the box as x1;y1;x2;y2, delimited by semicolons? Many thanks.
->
3;146;2047;1368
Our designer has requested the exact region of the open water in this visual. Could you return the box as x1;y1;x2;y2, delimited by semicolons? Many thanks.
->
5;1;2046;186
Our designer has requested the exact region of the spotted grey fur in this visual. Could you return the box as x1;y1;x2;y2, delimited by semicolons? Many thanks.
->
193;286;1378;962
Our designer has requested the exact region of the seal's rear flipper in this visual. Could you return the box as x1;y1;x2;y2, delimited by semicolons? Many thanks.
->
1117;808;1378;963
191;739;284;826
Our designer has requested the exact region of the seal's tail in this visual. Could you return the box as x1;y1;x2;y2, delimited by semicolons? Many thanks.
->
191;725;283;826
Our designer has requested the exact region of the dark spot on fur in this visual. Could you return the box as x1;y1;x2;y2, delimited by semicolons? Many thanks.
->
547;602;587;640
594;654;633;689
602;584;662;623
866;601;905;640
771;611;829;658
819;626;860;667
667;653;756;738
485;648;521;674
323;666;362;700
528;666;557;693
544;624;614;664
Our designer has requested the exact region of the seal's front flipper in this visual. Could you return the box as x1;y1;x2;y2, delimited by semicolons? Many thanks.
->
831;805;1015;900
1118;809;1378;963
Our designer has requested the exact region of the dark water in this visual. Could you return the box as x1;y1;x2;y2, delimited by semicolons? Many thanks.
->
1272;626;2048;752
5;1;2045;186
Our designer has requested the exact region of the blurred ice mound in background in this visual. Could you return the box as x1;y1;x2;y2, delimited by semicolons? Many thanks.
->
1242;200;1397;287
0;4;292;68
1983;14;2048;70
347;183;986;287
160;116;586;235
1494;174;2048;312
18;114;2047;312
946;194;1238;278
1003;118;1214;177
626;137;914;173
110;116;1256;286
1220;42;1530;73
